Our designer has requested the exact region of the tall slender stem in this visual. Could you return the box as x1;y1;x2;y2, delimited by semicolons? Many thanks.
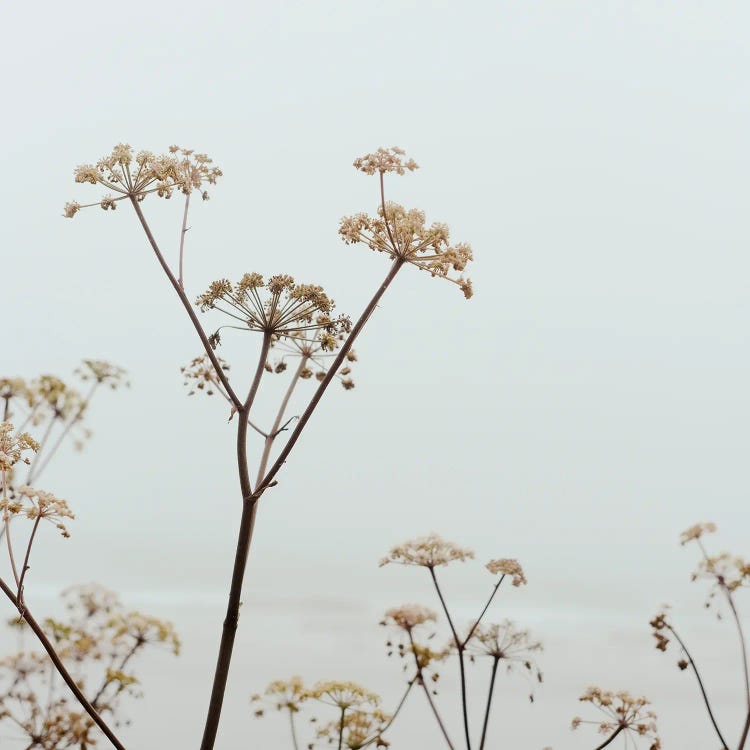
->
16;516;42;600
337;707;346;750
478;657;499;750
129;196;242;411
738;710;750;750
178;191;191;288
200;335;271;750
288;707;300;750
255;259;403;497
725;590;750;710
429;567;471;750
0;577;126;750
667;623;729;749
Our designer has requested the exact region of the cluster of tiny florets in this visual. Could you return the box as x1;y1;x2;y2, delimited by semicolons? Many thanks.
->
680;522;717;546
0;422;39;471
305;681;381;711
1;485;75;537
196;273;351;340
379;533;475;569
74;360;129;390
181;355;231;398
353;147;418;175
339;203;473;299
65;144;222;216
382;604;437;631
486;558;527;587
572;687;660;750
268;330;358;391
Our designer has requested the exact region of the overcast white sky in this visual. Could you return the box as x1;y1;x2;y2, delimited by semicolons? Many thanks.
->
2;1;749;748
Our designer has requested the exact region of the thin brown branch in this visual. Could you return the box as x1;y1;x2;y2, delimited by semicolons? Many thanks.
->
478;657;500;750
128;196;242;411
592;724;624;750
255;259;403;497
178;191;191;288
667;622;729;749
16;515;42;601
199;334;271;750
429;567;471;750
360;679;415;748
255;356;307;486
463;576;505;648
0;577;127;750
724;589;750;711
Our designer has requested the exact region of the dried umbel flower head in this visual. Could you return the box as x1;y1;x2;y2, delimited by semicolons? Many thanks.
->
316;707;392;749
268;329;358;390
379;532;475;569
382;604;437;631
62;583;121;621
181;355;231;398
66;143;222;215
305;681;381;711
572;687;661;750
75;360;129;390
692;551;749;595
468;621;543;687
353;147;418;176
486;558;527;587
258;676;307;714
108;611;181;655
196;273;352;340
0;378;33;417
2;485;75;537
0;422;39;471
680;522;717;546
34;375;86;421
339;202;473;299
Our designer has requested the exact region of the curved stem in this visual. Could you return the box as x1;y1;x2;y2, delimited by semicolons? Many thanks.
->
288;707;300;750
478;657;499;750
724;589;750;710
429;567;471;750
592;724;624;750
738;710;750;750
667;623;729;749
199;336;271;750
178;191;191;288
17;516;42;600
0;577;127;750
360;679;415;748
129;196;242;411
256;259;403;497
